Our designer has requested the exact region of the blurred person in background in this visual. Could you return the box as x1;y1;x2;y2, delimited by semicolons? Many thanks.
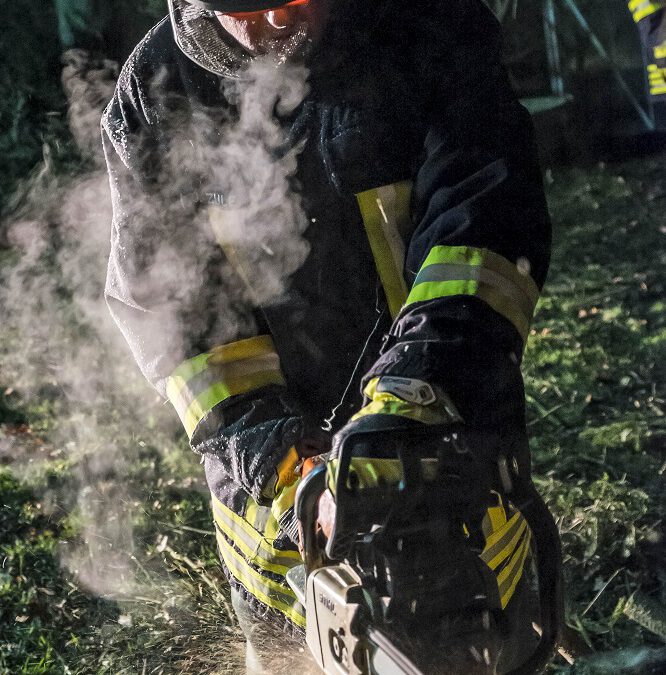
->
629;0;666;127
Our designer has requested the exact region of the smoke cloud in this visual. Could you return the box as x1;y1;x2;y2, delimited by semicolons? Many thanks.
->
1;41;313;673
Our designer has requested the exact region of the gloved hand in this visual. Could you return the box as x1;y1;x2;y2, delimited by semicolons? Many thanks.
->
319;376;493;555
193;389;330;506
326;374;461;490
267;433;330;545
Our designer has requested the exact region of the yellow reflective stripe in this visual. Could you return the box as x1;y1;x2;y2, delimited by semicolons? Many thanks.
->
208;335;278;363
169;335;277;394
412;264;536;321
245;496;270;532
482;516;528;571
216;530;306;627
213;518;298;577
482;511;522;551
406;246;539;346
483;501;508;539
212;507;301;577
168;352;211;389
655;42;666;59
166;335;285;439
497;530;531;609
182;370;285;439
351;377;454;425
417;247;539;303
212;494;301;563
648;66;666;95
327;457;441;492
246;496;283;541
409;279;533;344
169;354;282;411
271;480;300;523
356;181;413;319
352;399;452;425
629;0;665;22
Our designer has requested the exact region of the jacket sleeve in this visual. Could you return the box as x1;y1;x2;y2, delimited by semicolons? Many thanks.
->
102;57;306;501
363;3;551;429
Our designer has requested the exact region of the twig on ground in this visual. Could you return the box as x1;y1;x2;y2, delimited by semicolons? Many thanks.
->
581;569;620;617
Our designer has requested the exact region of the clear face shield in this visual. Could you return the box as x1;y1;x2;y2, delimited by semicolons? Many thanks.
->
168;0;316;75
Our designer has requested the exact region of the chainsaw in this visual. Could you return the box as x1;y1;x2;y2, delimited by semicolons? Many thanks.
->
286;423;563;675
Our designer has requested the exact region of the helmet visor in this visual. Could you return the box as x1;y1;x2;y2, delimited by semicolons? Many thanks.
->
186;0;307;13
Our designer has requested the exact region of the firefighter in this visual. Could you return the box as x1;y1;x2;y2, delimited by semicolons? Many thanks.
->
102;0;552;671
628;0;666;127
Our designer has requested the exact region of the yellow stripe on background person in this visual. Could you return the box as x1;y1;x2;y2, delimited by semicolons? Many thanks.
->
482;515;528;571
497;530;532;608
629;0;665;23
648;64;666;95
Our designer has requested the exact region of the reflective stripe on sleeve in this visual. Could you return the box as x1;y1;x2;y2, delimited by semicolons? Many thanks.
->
356;181;413;319
406;246;539;346
629;0;665;22
166;335;286;439
648;64;666;95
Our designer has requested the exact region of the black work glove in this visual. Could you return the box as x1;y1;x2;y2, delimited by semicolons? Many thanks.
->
325;375;465;494
320;376;503;555
193;388;329;506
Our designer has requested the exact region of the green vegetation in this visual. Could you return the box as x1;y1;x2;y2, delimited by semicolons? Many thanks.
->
0;394;243;674
526;160;665;664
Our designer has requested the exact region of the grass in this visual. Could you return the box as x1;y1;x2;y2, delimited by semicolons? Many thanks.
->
525;159;665;664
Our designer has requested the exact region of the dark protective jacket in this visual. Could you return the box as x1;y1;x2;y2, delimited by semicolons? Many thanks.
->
103;0;551;638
